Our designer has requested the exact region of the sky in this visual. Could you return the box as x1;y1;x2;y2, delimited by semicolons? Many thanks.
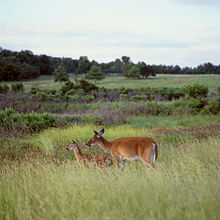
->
0;0;220;67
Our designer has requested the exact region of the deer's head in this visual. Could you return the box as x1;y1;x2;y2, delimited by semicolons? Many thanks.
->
85;128;104;147
66;140;79;151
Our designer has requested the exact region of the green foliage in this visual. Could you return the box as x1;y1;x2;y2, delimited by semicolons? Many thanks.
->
137;62;156;78
11;83;24;92
86;65;105;81
0;124;219;219
187;98;207;114
131;95;146;101
126;66;141;79
217;87;220;97
0;108;86;134
53;65;69;83
0;84;10;94
202;98;220;115
120;94;128;101
61;79;98;94
78;57;91;74
84;95;95;102
183;84;208;99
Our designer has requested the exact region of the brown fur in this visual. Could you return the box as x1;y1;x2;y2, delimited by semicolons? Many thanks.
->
66;141;113;169
86;133;158;169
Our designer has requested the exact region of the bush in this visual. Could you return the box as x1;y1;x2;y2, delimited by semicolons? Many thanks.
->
53;65;69;83
11;83;24;92
86;65;105;81
202;98;220;115
0;108;93;135
183;84;208;99
0;84;10;94
217;87;220;97
131;95;146;101
84;95;95;102
120;94;128;101
188;98;207;114
126;66;140;78
30;87;40;94
69;94;80;102
61;79;98;94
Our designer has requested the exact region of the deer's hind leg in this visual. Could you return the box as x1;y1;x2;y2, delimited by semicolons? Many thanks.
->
139;150;155;170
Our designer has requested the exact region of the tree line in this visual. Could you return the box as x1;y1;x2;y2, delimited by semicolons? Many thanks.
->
0;48;220;81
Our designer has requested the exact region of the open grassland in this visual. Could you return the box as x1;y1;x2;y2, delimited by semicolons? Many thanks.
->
1;117;220;220
96;74;220;92
2;74;220;93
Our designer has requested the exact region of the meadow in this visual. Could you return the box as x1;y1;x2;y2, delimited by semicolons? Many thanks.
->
2;74;220;93
0;75;220;220
0;122;220;220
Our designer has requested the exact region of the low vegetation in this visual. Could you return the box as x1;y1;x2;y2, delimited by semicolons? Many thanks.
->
0;124;220;220
0;73;220;219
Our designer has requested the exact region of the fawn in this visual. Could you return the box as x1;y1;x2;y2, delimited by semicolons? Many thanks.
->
66;140;113;169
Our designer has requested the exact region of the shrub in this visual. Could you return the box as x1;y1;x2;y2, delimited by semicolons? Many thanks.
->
183;84;208;99
84;95;95;102
217;87;220;97
11;83;24;92
186;98;207;114
0;84;10;94
53;65;69;83
202;98;220;115
131;95;146;101
30;87;40;94
120;94;128;101
69;94;81;102
126;66;140;79
60;79;98;94
0;108;90;135
86;65;105;81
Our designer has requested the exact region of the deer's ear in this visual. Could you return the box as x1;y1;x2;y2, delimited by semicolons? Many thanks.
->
95;128;104;137
94;130;99;135
72;140;78;145
99;128;105;136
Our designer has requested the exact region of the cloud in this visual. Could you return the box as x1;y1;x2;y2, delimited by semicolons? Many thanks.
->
177;0;220;4
155;0;220;4
1;25;220;66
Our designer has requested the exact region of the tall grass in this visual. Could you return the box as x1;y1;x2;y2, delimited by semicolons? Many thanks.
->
0;125;220;220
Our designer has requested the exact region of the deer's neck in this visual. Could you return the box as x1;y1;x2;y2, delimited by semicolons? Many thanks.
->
98;137;111;153
74;146;83;162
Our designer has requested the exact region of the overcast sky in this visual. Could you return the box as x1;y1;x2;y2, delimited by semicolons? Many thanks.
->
0;0;220;67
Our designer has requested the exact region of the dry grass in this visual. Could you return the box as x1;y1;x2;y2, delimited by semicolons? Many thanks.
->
0;124;220;220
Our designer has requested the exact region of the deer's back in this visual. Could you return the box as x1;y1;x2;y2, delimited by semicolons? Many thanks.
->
111;137;154;158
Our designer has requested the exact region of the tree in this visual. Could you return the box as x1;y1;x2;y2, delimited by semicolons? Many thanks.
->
78;57;91;74
53;65;69;83
127;65;140;79
137;62;156;78
38;55;53;75
110;58;123;74
86;65;105;81
121;56;133;77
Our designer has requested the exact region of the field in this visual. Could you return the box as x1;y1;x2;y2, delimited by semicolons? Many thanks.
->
1;121;220;220
0;75;220;220
2;74;220;93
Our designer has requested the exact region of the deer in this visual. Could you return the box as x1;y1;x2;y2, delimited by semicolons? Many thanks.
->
85;128;158;170
66;140;113;169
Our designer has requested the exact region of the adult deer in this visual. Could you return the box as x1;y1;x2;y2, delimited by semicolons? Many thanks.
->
66;140;113;169
85;128;158;169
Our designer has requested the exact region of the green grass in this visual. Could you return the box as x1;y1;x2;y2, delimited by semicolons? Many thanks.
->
96;74;220;92
2;74;220;93
128;114;220;129
0;135;219;220
0;115;220;220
